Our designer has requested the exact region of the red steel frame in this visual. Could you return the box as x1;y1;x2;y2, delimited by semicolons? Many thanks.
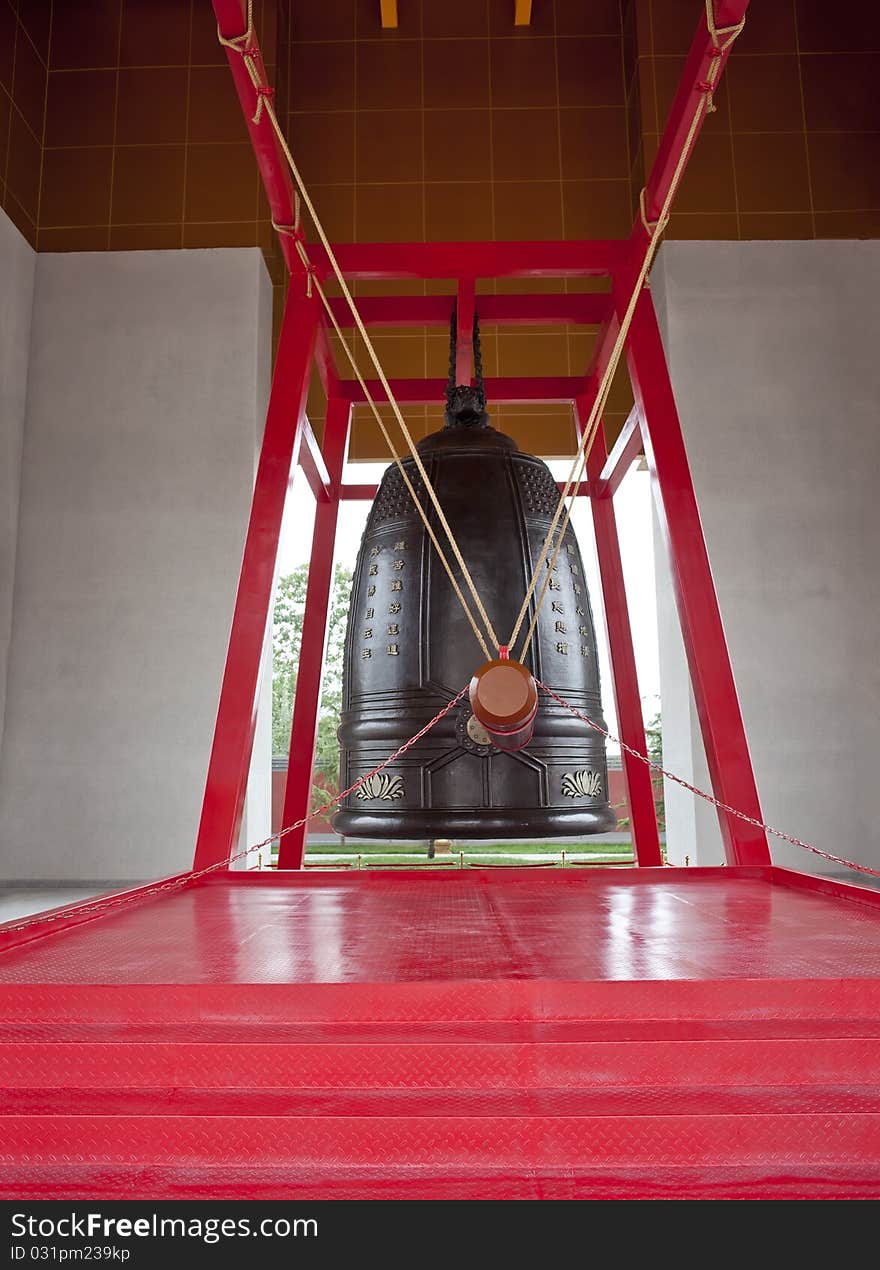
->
278;397;351;870
193;288;318;871
196;0;769;871
583;410;663;868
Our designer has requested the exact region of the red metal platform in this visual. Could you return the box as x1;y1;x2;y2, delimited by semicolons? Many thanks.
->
4;0;872;1205
3;867;880;1200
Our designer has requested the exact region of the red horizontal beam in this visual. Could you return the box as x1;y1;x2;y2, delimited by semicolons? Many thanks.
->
469;292;613;325
340;483;379;500
297;417;332;502
310;241;623;281
596;405;644;497
340;376;585;405
312;320;341;399
327;293;610;329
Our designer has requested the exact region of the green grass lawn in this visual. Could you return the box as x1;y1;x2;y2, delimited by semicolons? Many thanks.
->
271;839;641;869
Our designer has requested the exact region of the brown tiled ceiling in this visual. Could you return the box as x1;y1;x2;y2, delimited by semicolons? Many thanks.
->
11;21;45;136
0;0;877;459
119;0;192;66
727;53;805;133
6;104;41;226
289;109;355;184
40;144;113;226
425;179;494;241
113;143;186;223
423;38;490;109
115;67;189;145
1;0;47;243
5;0;282;258
424;109;491;182
50;0;121;72
733;132;811;217
560;107;629;181
0;4;15;90
44;69;117;147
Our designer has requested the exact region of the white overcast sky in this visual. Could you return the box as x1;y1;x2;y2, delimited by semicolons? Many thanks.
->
277;453;661;748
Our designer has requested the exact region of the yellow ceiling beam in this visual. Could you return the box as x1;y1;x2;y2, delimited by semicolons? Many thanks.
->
381;1;531;31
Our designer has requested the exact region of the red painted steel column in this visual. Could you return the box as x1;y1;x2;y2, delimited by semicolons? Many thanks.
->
624;285;770;867
636;1;750;238
581;412;663;867
278;398;352;869
193;289;319;870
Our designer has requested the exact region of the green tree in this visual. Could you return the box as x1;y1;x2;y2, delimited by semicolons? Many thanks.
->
610;710;665;833
272;562;353;804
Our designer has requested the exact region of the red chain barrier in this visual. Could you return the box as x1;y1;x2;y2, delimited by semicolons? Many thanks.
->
7;674;878;943
538;681;880;880
1;687;469;937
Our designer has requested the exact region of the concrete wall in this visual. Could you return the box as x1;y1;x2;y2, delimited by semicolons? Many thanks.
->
0;248;273;882
651;505;705;866
237;267;274;867
652;241;880;872
0;211;35;754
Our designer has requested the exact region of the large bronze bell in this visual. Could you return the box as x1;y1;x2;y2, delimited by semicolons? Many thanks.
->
333;318;616;840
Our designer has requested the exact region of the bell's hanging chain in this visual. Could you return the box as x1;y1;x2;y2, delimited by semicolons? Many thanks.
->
473;311;486;410
446;303;458;411
446;305;486;412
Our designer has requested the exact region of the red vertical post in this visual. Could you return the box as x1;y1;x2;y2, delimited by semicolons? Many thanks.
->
581;411;663;867
278;398;352;869
624;285;770;867
193;289;319;871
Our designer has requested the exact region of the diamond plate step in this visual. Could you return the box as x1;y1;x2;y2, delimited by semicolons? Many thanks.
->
4;1112;880;1170
3;1036;880;1089
7;1015;880;1042
3;1163;873;1198
4;977;880;1025
3;1086;880;1117
4;1162;880;1202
